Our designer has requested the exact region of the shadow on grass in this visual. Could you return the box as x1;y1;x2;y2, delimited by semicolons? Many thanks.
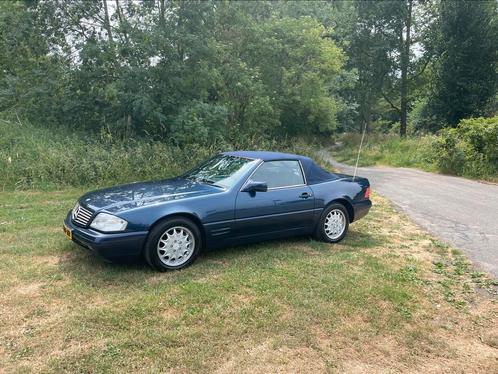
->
58;229;382;287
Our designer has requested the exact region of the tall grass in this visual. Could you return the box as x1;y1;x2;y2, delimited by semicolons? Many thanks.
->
334;133;438;171
0;119;317;190
333;127;498;182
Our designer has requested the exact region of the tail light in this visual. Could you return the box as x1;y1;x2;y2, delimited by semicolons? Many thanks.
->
364;186;371;199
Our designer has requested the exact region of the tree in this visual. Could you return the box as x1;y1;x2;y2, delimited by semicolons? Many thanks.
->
212;2;345;137
349;0;437;137
425;0;498;129
399;0;413;137
347;1;393;134
0;1;67;122
0;0;347;143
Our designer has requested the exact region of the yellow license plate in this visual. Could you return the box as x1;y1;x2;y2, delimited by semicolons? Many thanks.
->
63;224;72;240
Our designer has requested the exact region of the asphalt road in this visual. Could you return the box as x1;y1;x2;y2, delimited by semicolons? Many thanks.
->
321;151;498;278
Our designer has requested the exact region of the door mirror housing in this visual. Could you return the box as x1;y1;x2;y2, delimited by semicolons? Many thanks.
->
241;181;268;193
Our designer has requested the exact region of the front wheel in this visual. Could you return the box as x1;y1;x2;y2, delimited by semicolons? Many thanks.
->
144;217;202;271
315;203;349;243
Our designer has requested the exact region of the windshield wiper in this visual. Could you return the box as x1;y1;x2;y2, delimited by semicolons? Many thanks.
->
199;178;215;184
193;177;225;189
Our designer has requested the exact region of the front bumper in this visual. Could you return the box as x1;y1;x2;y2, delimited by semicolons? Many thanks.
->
63;212;148;260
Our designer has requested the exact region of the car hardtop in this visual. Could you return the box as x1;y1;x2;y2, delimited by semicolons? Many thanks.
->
222;150;341;185
222;150;311;162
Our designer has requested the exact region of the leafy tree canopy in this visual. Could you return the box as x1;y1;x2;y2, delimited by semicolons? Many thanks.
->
0;0;496;142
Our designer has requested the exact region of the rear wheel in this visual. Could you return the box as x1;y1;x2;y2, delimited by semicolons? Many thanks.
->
144;217;202;271
315;203;349;243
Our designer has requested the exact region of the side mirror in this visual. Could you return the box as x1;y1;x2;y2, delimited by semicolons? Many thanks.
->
241;180;268;193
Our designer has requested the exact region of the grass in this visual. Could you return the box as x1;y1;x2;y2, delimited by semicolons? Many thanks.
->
331;132;498;183
0;118;319;191
331;133;438;171
1;191;497;372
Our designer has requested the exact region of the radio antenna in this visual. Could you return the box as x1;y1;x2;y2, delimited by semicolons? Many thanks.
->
352;122;367;182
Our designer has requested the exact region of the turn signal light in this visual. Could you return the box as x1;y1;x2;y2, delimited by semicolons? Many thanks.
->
364;186;371;199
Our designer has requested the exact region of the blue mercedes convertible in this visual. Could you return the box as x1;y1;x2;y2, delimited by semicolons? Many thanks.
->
63;151;371;271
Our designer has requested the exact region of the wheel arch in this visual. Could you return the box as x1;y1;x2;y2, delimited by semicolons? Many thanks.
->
327;198;354;223
144;212;206;253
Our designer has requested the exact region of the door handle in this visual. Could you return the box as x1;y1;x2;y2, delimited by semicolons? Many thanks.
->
299;192;312;199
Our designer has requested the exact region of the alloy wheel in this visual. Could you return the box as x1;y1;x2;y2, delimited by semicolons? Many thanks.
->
157;226;195;267
324;209;346;240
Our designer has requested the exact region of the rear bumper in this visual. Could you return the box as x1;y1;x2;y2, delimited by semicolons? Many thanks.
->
352;199;372;222
63;212;148;260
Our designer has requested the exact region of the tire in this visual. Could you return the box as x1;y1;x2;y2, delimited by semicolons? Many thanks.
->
144;217;202;271
315;203;350;243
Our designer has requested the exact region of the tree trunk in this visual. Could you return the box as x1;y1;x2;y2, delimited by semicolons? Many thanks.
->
115;0;130;45
159;0;166;26
102;0;113;43
177;2;184;61
399;0;412;138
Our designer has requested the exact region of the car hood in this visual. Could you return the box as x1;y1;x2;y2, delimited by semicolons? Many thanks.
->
79;178;223;214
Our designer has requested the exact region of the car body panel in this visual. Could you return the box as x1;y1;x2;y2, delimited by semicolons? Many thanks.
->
115;189;235;232
64;212;147;259
234;185;315;238
80;177;223;214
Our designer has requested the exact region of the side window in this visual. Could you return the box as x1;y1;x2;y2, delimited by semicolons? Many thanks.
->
250;160;305;189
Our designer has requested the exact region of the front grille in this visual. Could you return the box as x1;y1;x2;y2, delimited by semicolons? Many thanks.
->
72;203;94;227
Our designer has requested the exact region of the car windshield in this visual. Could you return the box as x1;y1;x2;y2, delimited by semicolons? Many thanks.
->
184;155;258;189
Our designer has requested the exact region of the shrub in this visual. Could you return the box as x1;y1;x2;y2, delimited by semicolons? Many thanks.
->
170;101;228;146
435;117;498;179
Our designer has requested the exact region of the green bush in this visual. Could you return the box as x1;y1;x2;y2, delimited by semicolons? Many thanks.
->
170;101;228;145
435;117;498;179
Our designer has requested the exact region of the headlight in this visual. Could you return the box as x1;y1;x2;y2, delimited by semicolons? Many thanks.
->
90;213;128;232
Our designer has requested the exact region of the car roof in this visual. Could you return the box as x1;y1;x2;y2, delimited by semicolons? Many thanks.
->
222;150;311;162
222;150;340;185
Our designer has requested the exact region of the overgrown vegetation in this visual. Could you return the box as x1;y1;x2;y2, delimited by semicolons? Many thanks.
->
0;117;318;190
1;192;496;372
435;117;498;180
333;132;438;171
333;116;498;181
422;0;498;129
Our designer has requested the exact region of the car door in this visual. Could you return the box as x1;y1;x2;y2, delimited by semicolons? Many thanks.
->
234;160;315;239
